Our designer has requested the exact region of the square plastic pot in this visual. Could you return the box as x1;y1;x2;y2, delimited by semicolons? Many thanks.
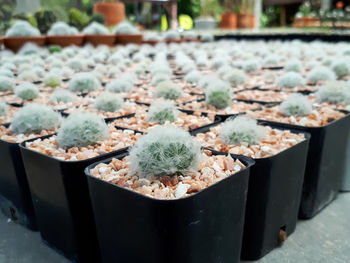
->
340;137;350;191
256;112;350;219
0;127;37;230
19;135;130;262
85;151;254;263
191;122;310;260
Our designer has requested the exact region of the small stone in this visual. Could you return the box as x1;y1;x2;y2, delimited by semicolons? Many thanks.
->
175;182;190;198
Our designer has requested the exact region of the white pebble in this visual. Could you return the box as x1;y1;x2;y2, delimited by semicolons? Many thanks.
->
175;182;190;198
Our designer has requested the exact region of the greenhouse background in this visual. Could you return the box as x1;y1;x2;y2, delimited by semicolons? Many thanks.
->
0;0;350;263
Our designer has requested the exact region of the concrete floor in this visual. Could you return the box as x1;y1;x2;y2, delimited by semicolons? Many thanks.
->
0;193;349;263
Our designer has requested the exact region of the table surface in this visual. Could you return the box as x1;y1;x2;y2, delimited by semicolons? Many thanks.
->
0;193;349;263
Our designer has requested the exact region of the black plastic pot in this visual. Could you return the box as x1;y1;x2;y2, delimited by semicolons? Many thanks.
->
0;128;37;230
19;134;131;262
85;151;254;263
255;112;350;219
191;122;310;260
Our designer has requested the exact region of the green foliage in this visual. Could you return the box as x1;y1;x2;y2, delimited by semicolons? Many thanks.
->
198;0;223;18
129;126;201;177
48;45;62;54
34;9;57;34
90;13;105;24
177;0;200;18
57;112;109;148
68;8;90;31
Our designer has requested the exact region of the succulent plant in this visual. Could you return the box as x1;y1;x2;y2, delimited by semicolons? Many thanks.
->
147;100;180;124
113;21;140;34
224;69;247;87
43;73;61;88
106;78;133;93
155;81;182;100
94;92;124;112
219;116;266;146
48;21;79;36
18;70;38;82
276;72;305;89
201;33;214;42
5;20;40;37
0;68;14;78
306;66;336;83
0;76;14;91
184;70;201;84
48;45;62;54
331;59;350;79
280;93;312;116
205;82;232;109
67;58;86;71
0;101;9;117
285;59;303;72
263;55;280;66
15;82;39;100
69;72;100;92
49;89;76;103
164;30;180;40
151;74;171;86
129;125;201;177
82;22;109;35
243;60;262;73
315;81;350;104
10;104;61;134
57;112;109;148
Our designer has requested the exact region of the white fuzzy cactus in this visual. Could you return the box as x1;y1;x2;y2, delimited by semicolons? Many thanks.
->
219;116;266;146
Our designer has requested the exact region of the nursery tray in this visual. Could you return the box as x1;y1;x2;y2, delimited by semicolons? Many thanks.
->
4;36;46;52
255;112;350;219
115;34;143;45
19;135;131;262
84;34;116;47
85;151;254;263
191;122;310;260
46;35;84;47
0;128;37;230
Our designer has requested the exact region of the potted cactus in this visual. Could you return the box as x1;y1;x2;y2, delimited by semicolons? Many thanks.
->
93;0;125;27
194;0;221;30
193;116;310;259
237;0;256;28
4;21;46;52
47;21;84;47
114;21;143;45
20;112;142;262
0;104;61;230
83;22;116;46
85;125;254;263
219;0;239;29
247;94;350;218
